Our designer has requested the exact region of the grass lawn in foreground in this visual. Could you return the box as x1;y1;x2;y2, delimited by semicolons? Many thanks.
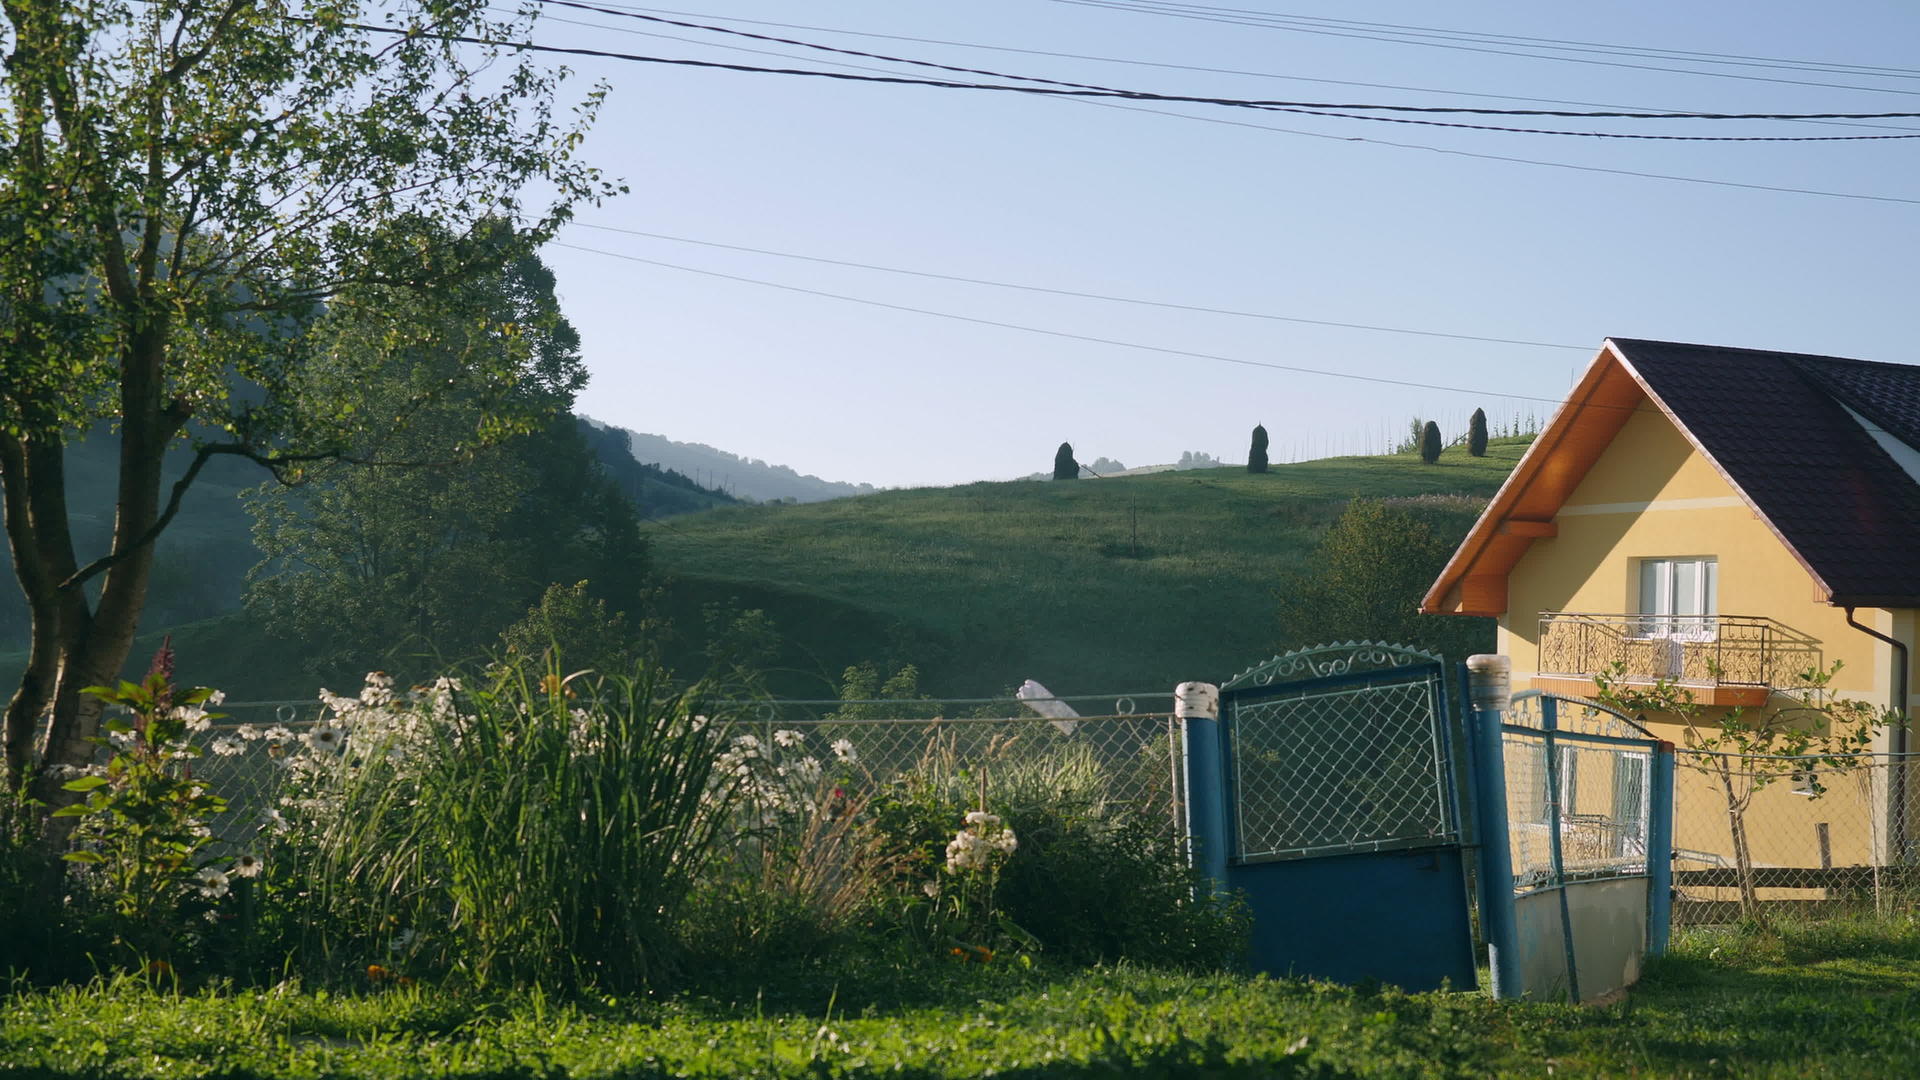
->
4;916;1918;1079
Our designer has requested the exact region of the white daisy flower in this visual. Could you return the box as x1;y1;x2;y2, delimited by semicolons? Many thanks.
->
230;852;265;878
303;725;346;754
773;729;805;748
829;738;856;763
192;867;230;899
263;725;294;743
260;808;290;836
210;735;244;757
235;724;262;741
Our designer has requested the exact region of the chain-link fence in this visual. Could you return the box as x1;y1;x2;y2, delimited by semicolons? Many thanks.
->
184;693;1187;848
1227;667;1458;862
1502;693;1656;894
1670;751;1920;924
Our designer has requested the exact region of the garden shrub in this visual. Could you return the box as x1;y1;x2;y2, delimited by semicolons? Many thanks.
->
678;727;902;974
868;735;1247;969
283;660;744;991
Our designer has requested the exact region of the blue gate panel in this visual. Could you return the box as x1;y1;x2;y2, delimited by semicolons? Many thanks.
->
1229;846;1478;992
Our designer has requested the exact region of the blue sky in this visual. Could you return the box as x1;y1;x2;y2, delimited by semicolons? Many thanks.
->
529;1;1920;488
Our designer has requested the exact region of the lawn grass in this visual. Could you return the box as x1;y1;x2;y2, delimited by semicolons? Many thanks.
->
6;914;1917;1079
648;440;1525;697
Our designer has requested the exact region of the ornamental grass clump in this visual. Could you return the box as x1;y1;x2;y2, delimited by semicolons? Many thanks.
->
290;660;743;991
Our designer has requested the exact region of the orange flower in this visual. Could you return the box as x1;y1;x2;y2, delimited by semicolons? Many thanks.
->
367;964;390;982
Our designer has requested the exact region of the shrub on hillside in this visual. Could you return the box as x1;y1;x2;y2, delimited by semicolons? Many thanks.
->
1419;421;1443;463
1247;424;1269;474
1468;408;1488;457
1053;442;1079;480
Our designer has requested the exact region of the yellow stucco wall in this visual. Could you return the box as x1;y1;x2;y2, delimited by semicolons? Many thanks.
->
1492;401;1918;872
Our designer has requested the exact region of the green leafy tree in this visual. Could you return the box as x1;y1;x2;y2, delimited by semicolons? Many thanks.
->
0;1;615;801
1468;408;1489;457
1247;424;1269;474
1592;662;1884;922
1053;442;1079;480
1420;420;1443;464
1274;499;1492;663
246;382;651;681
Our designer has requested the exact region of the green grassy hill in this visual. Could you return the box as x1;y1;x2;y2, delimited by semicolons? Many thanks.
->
647;439;1527;699
1;438;1527;705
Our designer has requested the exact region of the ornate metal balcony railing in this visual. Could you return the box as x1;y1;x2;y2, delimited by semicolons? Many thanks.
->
1537;612;1822;692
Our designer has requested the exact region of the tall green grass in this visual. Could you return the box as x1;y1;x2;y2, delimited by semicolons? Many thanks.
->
296;663;742;990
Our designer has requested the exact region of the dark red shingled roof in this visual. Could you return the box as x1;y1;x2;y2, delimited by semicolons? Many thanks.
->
1608;339;1920;607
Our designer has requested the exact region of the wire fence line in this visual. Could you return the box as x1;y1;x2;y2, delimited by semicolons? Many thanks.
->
180;696;1189;848
55;689;1920;929
1668;751;1920;924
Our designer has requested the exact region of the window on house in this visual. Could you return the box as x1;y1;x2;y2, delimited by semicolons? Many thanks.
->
1635;556;1718;640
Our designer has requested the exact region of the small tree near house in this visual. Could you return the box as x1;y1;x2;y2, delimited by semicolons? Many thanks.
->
1593;661;1886;923
1468;408;1489;457
1419;421;1443;464
1247;424;1269;474
1053;442;1079;480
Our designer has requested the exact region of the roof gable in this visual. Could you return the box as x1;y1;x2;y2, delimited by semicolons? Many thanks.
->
1423;338;1920;614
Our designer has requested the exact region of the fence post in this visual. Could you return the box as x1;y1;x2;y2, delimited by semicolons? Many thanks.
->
1647;740;1676;957
1466;655;1521;1000
1177;682;1229;895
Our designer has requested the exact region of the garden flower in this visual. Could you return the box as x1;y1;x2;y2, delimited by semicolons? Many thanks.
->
263;724;294;743
231;852;264;878
235;724;262;741
830;738;856;762
210;735;244;757
773;728;804;748
192;867;230;899
260;808;290;835
965;810;1001;827
304;725;346;754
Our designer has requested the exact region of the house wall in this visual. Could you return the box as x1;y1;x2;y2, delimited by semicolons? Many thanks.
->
1493;401;1918;871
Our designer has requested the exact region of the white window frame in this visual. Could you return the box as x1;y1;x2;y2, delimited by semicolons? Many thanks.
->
1633;556;1719;642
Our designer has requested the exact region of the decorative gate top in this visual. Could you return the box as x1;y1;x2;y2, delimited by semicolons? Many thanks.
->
1506;690;1655;740
1223;641;1443;692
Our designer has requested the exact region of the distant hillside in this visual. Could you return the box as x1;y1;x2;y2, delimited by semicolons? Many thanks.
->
586;419;875;504
578;421;737;518
3;434;1528;704
646;438;1530;698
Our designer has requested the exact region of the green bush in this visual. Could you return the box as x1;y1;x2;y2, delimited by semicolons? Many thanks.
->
867;736;1246;969
288;660;743;991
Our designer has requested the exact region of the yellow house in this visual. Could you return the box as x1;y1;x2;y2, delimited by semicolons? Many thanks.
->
1422;338;1920;907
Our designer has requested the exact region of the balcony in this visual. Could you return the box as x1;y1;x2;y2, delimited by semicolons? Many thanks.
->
1534;612;1822;708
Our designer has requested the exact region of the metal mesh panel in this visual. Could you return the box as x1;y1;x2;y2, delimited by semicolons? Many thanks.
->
1501;693;1654;895
1227;670;1455;861
1502;729;1652;894
1670;752;1920;924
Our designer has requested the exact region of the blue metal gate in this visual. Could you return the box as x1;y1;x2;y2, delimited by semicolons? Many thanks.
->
1196;644;1478;991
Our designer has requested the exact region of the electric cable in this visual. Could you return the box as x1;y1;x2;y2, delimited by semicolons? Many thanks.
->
340;15;1920;128
549;239;1589;407
533;1;1920;133
1053;0;1920;99
566;222;1592;351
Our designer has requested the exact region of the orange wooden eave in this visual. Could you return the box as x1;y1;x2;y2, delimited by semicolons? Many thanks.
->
1420;340;1649;616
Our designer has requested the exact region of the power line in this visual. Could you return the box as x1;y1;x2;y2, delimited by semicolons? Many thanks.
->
566;222;1591;351
1074;97;1920;206
522;4;1920;204
549;239;1587;408
1071;1;1920;81
532;1;1920;134
1053;0;1920;99
344;14;1920;128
